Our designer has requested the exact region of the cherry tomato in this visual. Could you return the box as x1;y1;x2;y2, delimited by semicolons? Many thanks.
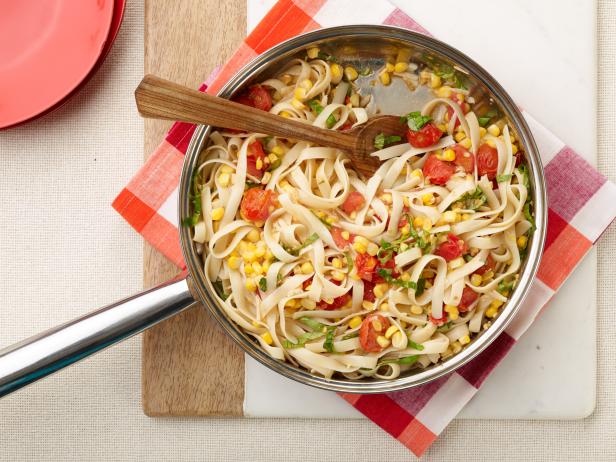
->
246;140;267;179
331;227;354;249
514;150;524;167
340;121;353;131
362;280;376;302
423;153;455;185
474;254;496;276
451;144;475;173
477;143;499;180
234;85;273;111
373;257;396;284
355;254;379;282
359;314;391;352
406;122;443;148
240;188;276;222
446;93;471;128
318;293;351;311
434;233;468;262
458;287;479;312
429;313;448;326
341;191;365;214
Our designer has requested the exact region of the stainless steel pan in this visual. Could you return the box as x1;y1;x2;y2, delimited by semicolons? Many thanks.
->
0;25;547;397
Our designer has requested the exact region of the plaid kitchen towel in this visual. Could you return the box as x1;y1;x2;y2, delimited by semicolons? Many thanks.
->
113;0;616;457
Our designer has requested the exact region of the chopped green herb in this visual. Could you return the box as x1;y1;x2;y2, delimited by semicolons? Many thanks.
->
282;331;326;349
407;339;425;351
359;67;372;76
498;279;514;294
323;326;336;353
245;181;261;190
377;269;417;290
463;254;473;262
317;51;337;62
307;99;324;115
436;321;453;332
267;158;282;171
326;113;337;129
342;332;359;340
277;273;283;284
401;111;432;131
212;279;228;301
415;278;426;296
460;187;487;210
285;232;320;256
312;211;333;229
299;316;327;332
523;201;535;233
518;164;530;189
258;277;267;292
183;169;202;226
345;252;354;271
380;355;419;366
478;117;491;127
374;132;402;150
496;174;512;183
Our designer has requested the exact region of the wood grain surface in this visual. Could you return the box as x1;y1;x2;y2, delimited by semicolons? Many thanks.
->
142;0;246;417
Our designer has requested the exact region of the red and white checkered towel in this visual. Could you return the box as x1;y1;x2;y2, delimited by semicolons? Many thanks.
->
113;0;616;457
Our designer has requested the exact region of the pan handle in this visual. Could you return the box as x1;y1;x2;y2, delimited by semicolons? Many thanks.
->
0;273;197;398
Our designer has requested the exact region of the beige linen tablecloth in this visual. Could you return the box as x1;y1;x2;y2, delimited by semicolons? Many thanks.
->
0;2;614;460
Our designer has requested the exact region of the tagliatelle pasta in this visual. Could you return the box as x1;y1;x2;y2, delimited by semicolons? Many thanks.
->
188;49;534;380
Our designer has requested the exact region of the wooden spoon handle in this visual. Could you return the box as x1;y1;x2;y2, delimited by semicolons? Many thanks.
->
135;75;357;151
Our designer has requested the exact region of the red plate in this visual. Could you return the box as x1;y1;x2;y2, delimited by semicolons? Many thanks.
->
0;0;115;129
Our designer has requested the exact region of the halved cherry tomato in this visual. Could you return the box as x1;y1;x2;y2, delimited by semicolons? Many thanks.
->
473;254;496;276
451;144;474;174
359;314;391;352
477;143;498;180
247;140;267;179
234;85;273;111
458;287;479;312
373;257;397;284
423;153;455;185
355;254;379;282
331;227;354;249
435;233;468;262
240;188;276;222
362;280;376;302
318;293;351;311
406;122;443;148
342;191;365;214
514;150;524;167
340;121;353;130
429;313;448;326
446;93;471;128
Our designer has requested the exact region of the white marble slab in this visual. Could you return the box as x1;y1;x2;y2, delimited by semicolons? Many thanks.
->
244;0;596;419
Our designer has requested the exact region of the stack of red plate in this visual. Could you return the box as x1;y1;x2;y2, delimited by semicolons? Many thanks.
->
0;0;126;129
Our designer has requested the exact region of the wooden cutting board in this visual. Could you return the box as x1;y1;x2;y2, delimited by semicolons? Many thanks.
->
142;0;246;417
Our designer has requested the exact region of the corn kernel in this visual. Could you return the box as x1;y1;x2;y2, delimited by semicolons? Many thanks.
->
244;263;254;275
280;111;292;118
251;320;261;328
379;302;389;311
362;300;374;310
410;305;423;315
459;335;471;345
384;325;398;339
442;211;458;223
413;216;424;228
261;172;272;184
211;207;224;221
293;87;307;100
422;193;435;205
451;341;462;354
332;271;346;282
262;260;270;272
301;262;314;274
460;138;472;149
291;99;305;110
353;242;366;254
300;79;313;90
394;62;408;73
301;298;316;310
384;62;395;73
261;331;273;345
349;93;360;107
354;236;369;247
487;124;501;137
367;242;379;256
227;256;240;270
307;47;319;59
517;235;528;249
373;283;389;298
462;213;472;221
245;278;257;291
220;165;234;173
437;86;452;98
478;126;487;138
392;331;406;349
285;298;298;308
218;172;231;187
267;152;278;162
512;144;519;154
400;272;411;282
341;230;350;240
449;257;465;270
445;304;459;321
442;148;456;162
486;139;496;148
380;192;393;204
485;306;498;318
331;258;343;269
491;299;504;309
280;74;293;85
379;71;391;86
454;131;467;143
376;336;391;348
430;73;442;88
349;316;363;329
399;242;409;252
411;169;423;178
400;224;410;236
344;66;358;81
471;274;483;286
244;250;258;263
371;319;383;331
422;220;433;231
330;63;343;84
246;229;260;243
482;270;494;282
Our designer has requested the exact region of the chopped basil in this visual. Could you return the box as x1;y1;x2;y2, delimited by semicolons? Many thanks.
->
282;331;325;349
460;187;487;210
436;321;453;332
518;164;530;189
400;111;432;131
267;158;282;171
342;332;359;340
183;170;202;226
245;181;261;190
380;355;419;366
359;67;372;76
407;339;425;351
323;326;336;353
317;51;337;62
258;277;267;292
463;254;473;262
212;279;228;301
326;113;337;129
523;201;535;233
277;273;283;284
496;174;512;183
345;252;354;271
377;269;417;290
299;316;327;332
478;117;491;127
311;211;333;229
415;278;426;296
498;279;514;294
307;99;324;115
286;232;320;256
374;132;402;150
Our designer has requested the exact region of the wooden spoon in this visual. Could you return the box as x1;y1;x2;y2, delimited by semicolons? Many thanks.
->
135;75;408;177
